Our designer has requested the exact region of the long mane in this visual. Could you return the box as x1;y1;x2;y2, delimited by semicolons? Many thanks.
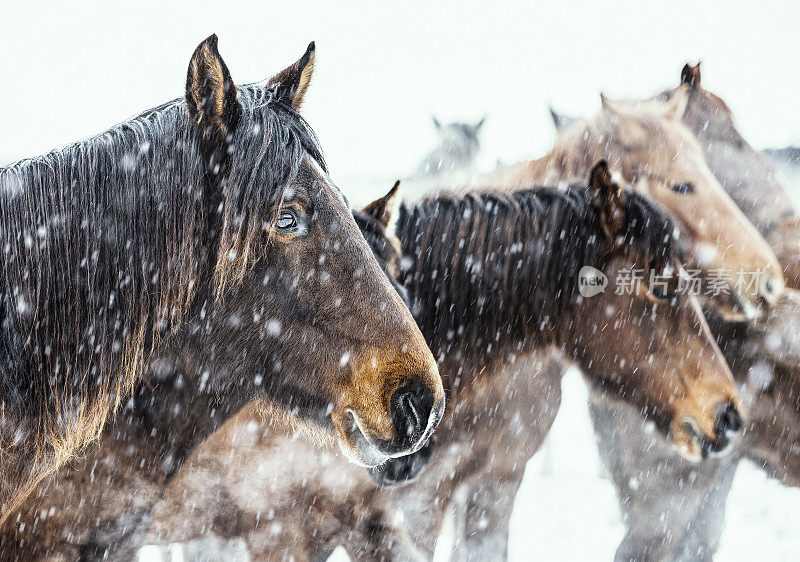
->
0;83;324;503
397;186;682;386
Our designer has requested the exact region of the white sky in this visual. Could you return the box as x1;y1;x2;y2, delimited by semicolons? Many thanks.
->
2;0;799;194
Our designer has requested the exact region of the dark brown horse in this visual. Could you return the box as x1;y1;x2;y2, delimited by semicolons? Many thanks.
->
575;63;800;561
141;163;743;560
0;34;443;537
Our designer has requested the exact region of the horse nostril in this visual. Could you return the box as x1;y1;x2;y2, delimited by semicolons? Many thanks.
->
390;382;435;444
763;274;775;297
715;402;743;437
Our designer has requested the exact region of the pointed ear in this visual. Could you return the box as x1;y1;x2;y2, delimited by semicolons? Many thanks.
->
661;83;689;121
681;62;702;89
432;116;442;130
549;106;576;130
185;34;240;139
362;181;401;232
268;42;315;110
599;92;624;116
588;161;626;240
473;115;486;131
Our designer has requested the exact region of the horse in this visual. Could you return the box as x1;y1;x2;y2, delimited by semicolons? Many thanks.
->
0;34;444;539
0;182;424;560
561;63;800;561
139;161;744;561
495;83;785;321
411;116;485;179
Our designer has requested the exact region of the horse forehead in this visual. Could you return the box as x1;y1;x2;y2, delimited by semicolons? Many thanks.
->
305;155;349;209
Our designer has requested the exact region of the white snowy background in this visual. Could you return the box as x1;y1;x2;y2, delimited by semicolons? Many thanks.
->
2;2;799;560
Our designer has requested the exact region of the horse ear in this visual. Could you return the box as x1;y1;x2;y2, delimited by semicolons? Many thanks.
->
185;34;239;139
432;116;442;130
268;42;316;110
362;181;401;232
681;62;702;89
599;93;624;116
549;106;576;131
473;115;486;131
588;161;626;240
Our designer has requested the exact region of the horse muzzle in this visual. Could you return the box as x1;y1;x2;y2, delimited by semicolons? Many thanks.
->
334;387;444;467
671;400;744;462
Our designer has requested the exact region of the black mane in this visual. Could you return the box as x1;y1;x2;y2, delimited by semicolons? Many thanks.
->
397;186;683;372
0;83;324;463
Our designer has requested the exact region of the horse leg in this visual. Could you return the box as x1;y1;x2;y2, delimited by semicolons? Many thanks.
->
588;396;731;562
448;465;527;562
448;352;565;561
671;458;738;562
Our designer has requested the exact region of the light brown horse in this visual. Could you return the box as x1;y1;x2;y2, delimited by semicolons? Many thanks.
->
495;83;785;321
132;164;745;561
0;36;444;559
578;63;800;561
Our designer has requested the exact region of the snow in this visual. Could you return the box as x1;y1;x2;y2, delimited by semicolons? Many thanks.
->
2;2;800;559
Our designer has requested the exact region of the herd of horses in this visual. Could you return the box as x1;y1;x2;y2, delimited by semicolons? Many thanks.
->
0;35;797;561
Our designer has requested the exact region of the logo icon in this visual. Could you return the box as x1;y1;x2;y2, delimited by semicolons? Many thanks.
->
578;266;608;297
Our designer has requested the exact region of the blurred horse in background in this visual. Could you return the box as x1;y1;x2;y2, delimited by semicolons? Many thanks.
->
554;63;800;561
411;116;485;179
402;116;487;199
0;36;445;560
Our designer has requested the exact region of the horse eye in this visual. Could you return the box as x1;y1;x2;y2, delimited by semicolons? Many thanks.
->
671;182;694;194
651;287;677;303
275;210;298;232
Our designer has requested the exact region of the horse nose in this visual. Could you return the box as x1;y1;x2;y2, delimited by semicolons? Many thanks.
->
715;402;743;436
760;273;779;304
703;401;743;457
390;381;436;448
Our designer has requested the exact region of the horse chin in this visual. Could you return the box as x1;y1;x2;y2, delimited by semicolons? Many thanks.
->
367;436;435;487
334;410;390;468
671;416;737;462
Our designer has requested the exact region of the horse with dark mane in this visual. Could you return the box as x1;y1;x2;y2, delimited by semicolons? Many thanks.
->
138;162;743;560
0;34;444;531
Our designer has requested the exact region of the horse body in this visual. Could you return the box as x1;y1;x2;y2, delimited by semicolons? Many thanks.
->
0;34;445;546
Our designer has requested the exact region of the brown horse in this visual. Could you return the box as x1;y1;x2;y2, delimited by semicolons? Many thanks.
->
577;63;800;561
134;163;744;560
0;34;443;546
497;84;785;321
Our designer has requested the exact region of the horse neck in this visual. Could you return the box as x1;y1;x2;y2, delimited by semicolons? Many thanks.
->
681;105;797;231
397;192;593;393
126;371;249;485
510;134;599;189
